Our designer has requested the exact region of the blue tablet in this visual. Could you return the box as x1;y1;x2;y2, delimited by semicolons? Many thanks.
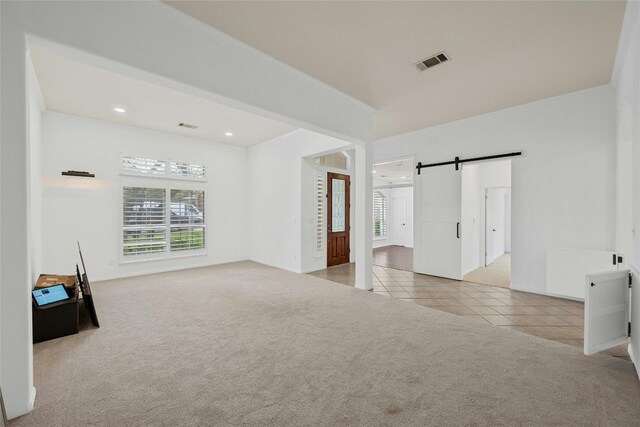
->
32;284;70;307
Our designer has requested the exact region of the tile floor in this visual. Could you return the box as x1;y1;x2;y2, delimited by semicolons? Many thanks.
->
307;263;630;360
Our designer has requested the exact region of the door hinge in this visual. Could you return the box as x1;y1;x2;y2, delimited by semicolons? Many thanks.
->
629;273;633;288
613;254;617;265
629;322;631;337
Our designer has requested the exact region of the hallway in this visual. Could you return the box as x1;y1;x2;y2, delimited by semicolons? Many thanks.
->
463;253;511;288
373;245;413;271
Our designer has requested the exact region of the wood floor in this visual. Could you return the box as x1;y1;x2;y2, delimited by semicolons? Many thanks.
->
373;245;412;271
307;263;630;360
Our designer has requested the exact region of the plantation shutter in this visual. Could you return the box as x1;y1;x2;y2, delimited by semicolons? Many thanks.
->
122;157;166;176
373;190;387;237
122;187;167;256
316;174;325;253
170;189;206;251
170;162;205;179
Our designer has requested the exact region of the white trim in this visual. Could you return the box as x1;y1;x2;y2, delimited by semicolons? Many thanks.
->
91;258;248;283
26;55;46;113
28;387;36;412
248;257;302;274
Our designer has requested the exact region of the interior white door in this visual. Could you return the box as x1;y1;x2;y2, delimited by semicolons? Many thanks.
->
485;189;497;266
414;166;462;280
391;197;406;246
584;269;630;355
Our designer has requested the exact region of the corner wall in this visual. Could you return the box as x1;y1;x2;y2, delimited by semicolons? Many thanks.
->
248;130;351;273
374;85;616;295
612;0;640;379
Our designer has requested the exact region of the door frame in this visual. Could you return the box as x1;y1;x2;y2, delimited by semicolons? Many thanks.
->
372;155;416;248
327;172;351;267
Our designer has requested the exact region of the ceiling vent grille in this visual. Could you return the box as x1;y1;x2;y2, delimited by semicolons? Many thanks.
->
416;51;450;71
178;122;199;129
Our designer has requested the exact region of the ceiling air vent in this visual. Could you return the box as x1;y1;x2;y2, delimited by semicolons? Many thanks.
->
416;51;450;71
178;122;199;129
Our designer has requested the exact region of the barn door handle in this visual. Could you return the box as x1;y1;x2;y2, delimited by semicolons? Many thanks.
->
456;222;460;238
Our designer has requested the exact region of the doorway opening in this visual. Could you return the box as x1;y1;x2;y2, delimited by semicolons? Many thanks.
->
462;160;512;288
372;158;414;271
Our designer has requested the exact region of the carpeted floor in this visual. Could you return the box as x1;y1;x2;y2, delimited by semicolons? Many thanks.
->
13;261;640;426
464;253;511;288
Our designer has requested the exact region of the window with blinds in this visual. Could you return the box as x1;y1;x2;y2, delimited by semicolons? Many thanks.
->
122;187;206;258
122;157;166;176
122;187;167;256
315;174;325;253
170;162;205;180
170;189;205;251
373;190;387;238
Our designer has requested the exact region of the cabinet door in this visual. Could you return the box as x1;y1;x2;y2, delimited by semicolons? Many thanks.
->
584;270;629;355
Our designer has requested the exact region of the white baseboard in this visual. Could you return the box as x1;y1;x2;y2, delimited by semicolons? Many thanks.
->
28;386;36;411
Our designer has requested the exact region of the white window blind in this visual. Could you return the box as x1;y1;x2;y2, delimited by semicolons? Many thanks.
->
122;157;166;176
170;162;205;179
315;174;325;253
170;189;205;252
373;190;387;238
123;187;167;256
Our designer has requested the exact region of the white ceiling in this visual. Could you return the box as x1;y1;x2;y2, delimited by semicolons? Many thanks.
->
373;158;414;185
30;49;296;147
166;1;626;139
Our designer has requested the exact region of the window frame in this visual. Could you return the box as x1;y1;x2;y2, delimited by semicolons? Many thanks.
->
119;177;207;264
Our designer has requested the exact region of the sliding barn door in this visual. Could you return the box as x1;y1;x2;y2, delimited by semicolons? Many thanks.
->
414;166;462;280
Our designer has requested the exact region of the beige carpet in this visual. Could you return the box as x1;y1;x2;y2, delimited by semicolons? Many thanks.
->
13;261;640;426
464;253;511;288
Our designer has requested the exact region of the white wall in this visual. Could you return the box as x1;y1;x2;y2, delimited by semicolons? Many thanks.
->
375;85;616;295
41;112;249;281
612;1;640;378
248;129;352;273
462;164;481;274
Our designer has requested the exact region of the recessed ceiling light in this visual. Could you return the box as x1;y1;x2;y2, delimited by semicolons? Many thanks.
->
372;170;377;174
114;107;126;113
225;132;233;137
401;176;407;179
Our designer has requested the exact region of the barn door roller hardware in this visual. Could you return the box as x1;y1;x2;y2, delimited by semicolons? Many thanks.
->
416;151;522;174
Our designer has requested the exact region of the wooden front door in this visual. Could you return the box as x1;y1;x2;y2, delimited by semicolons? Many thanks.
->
327;172;350;267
